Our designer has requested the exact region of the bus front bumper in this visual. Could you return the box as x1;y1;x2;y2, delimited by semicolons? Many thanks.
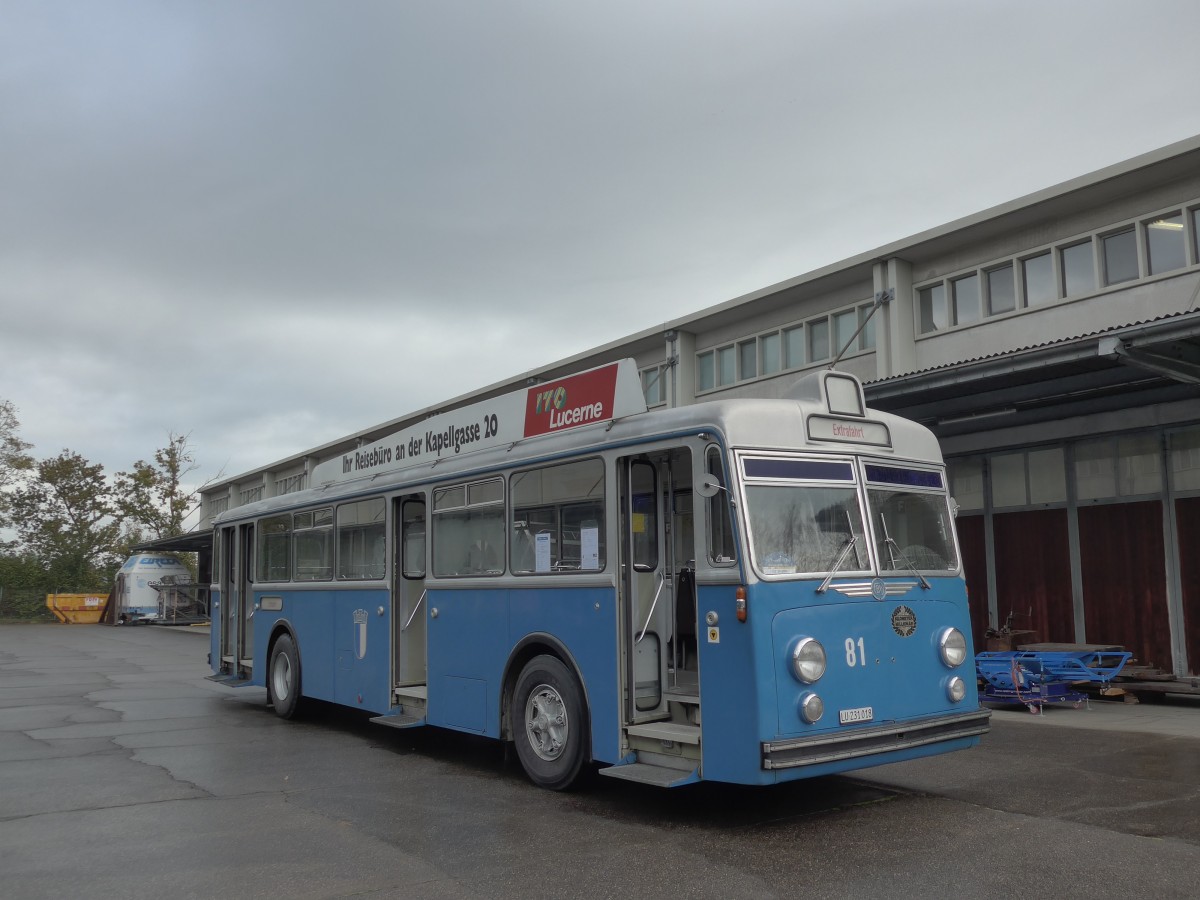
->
761;708;991;770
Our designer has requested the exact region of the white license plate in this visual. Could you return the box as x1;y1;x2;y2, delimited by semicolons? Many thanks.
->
838;706;874;725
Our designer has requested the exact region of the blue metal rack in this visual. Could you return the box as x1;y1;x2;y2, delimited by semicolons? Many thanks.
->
975;649;1132;713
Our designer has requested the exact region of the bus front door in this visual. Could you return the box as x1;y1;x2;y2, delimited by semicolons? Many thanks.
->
621;456;671;723
218;523;254;679
391;495;428;715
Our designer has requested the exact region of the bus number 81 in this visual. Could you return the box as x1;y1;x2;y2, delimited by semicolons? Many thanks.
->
845;637;866;667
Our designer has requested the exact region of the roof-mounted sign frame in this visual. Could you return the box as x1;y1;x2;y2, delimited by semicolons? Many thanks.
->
311;359;647;486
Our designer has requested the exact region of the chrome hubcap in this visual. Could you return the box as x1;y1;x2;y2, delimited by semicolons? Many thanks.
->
525;684;567;761
273;654;291;701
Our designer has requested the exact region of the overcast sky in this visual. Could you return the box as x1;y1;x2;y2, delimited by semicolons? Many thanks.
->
3;0;1199;520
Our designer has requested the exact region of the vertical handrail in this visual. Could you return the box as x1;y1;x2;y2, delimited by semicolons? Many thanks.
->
401;589;427;632
636;572;667;644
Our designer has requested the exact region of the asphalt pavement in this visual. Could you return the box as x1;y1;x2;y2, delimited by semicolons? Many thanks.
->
3;622;1199;900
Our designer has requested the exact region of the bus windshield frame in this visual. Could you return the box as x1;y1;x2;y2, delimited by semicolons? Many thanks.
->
738;452;959;581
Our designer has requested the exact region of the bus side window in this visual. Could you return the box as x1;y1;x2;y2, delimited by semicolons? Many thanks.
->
510;458;605;574
401;499;426;579
432;479;504;576
630;460;658;572
337;497;387;580
706;446;737;566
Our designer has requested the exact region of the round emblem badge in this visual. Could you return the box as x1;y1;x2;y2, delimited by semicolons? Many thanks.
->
871;578;887;601
891;605;917;637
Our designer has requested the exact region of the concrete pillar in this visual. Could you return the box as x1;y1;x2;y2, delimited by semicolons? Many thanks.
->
883;257;918;377
667;329;696;407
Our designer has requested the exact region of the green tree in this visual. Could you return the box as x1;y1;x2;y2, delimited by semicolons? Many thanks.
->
0;400;34;529
0;550;58;620
114;432;199;539
6;451;123;590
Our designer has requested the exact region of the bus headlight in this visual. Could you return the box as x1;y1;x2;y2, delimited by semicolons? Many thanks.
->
938;627;968;668
799;692;824;723
946;676;967;703
790;637;827;683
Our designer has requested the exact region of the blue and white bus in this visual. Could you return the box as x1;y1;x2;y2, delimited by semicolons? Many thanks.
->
210;360;988;789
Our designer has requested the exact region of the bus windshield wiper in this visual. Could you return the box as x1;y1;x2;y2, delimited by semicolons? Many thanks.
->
879;511;931;590
816;510;860;594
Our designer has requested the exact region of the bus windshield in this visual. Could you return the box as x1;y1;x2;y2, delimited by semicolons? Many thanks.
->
744;484;868;576
867;487;958;573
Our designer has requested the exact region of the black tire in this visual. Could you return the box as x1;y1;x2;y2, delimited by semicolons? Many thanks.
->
512;655;588;791
267;633;303;719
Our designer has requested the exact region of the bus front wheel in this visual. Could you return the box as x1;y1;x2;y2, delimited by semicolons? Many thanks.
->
513;655;587;791
268;633;303;719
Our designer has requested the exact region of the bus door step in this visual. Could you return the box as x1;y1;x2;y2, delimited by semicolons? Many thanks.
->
205;673;253;687
626;721;701;744
370;711;426;729
599;762;699;788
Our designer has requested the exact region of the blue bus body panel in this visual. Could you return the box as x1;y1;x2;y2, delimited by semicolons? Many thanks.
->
426;585;621;762
213;576;978;784
695;583;762;781
208;589;392;714
699;577;981;785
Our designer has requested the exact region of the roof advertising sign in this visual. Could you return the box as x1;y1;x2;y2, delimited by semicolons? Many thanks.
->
311;359;646;485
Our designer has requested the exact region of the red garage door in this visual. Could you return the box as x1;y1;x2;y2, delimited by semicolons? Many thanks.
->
1078;501;1171;671
992;509;1074;645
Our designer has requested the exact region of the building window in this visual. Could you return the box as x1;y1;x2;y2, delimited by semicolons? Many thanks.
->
1171;426;1200;492
948;457;984;512
986;264;1016;315
951;273;981;325
1023;252;1055;306
1147;214;1186;275
239;485;264;505
808;317;830;362
716;345;736;386
919;283;948;332
858;303;876;349
738;339;757;381
275;473;305;495
832;310;858;358
695;302;875;390
1075;439;1117;501
1060;240;1095;297
697;352;715;392
915;199;1200;337
1194;207;1200;267
990;452;1028;508
1117;434;1161;496
783;325;804;368
1027;448;1066;504
641;365;666;406
761;332;781;375
1102;227;1138;286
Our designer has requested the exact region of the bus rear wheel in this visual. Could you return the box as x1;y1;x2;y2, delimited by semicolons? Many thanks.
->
513;655;587;791
268;633;303;719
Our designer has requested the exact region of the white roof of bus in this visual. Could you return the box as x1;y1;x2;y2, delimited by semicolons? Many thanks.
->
216;392;943;524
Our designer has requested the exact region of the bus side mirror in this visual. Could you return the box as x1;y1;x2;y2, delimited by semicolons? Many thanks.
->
696;474;726;498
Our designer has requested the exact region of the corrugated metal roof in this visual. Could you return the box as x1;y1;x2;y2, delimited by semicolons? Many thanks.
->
865;307;1200;387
